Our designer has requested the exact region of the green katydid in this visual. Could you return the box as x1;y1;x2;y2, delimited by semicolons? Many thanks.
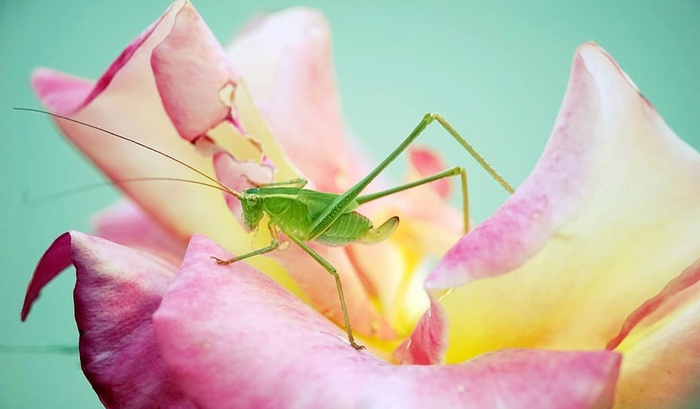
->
18;108;514;350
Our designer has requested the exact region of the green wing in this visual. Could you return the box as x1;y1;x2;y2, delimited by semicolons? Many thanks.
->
256;187;359;219
295;189;359;217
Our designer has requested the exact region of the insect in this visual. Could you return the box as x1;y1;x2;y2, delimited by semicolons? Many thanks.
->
18;108;514;350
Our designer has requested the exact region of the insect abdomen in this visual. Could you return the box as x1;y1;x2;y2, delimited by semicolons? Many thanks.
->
315;212;373;246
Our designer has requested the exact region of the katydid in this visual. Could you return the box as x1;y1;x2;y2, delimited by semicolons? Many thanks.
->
18;108;514;350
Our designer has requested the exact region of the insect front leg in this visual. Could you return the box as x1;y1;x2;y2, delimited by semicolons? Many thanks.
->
246;177;308;189
284;233;365;351
211;223;280;265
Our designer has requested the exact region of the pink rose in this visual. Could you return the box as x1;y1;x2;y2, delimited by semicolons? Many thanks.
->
22;1;700;408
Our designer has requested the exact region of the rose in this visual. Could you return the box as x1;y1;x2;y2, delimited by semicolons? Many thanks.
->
22;1;700;408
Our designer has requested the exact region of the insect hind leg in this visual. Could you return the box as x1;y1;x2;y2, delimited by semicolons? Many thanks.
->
429;114;514;194
285;232;365;351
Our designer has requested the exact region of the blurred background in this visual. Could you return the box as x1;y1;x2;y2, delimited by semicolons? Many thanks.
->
1;0;698;407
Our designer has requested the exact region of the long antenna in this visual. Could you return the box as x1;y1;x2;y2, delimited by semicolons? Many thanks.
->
23;177;235;205
15;107;243;199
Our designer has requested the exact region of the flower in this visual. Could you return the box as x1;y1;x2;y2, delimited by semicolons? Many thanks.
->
21;1;700;408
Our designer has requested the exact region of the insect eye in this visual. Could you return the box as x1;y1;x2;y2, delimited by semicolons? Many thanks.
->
248;194;259;204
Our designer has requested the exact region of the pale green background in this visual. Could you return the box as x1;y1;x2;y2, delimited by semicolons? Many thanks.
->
1;0;698;407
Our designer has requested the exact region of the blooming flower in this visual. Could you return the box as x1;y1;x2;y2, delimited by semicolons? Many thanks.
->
22;1;700;408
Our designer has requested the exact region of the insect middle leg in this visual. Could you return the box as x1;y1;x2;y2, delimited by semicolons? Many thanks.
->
211;223;280;265
284;232;365;350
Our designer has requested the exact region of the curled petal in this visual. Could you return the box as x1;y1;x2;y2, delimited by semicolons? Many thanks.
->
607;257;700;350
31;1;250;262
22;233;72;321
22;232;193;408
151;3;239;142
610;258;700;408
392;295;448;365
154;236;621;409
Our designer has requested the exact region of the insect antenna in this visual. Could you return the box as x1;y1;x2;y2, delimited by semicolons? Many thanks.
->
14;107;244;200
22;177;236;206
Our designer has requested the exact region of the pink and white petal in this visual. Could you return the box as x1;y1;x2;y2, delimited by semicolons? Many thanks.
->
22;231;193;409
151;3;239;142
227;8;353;192
31;2;251;259
432;43;700;363
92;199;187;266
607;258;700;408
154;235;621;409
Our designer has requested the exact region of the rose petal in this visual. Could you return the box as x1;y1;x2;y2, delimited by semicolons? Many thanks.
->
409;146;451;199
30;1;263;272
21;233;72;321
431;43;700;364
151;3;239;142
154;235;621;409
606;257;700;350
22;231;193;408
227;8;352;193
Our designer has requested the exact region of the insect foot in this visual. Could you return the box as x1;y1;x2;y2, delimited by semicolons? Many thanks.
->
210;256;234;265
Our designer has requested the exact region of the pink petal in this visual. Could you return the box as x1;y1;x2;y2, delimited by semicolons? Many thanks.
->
151;3;239;142
409;146;451;199
431;43;700;365
21;233;72;321
227;8;353;192
30;69;96;115
154;236;621;409
22;231;193;408
392;295;448;365
606;257;700;350
92;199;187;266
